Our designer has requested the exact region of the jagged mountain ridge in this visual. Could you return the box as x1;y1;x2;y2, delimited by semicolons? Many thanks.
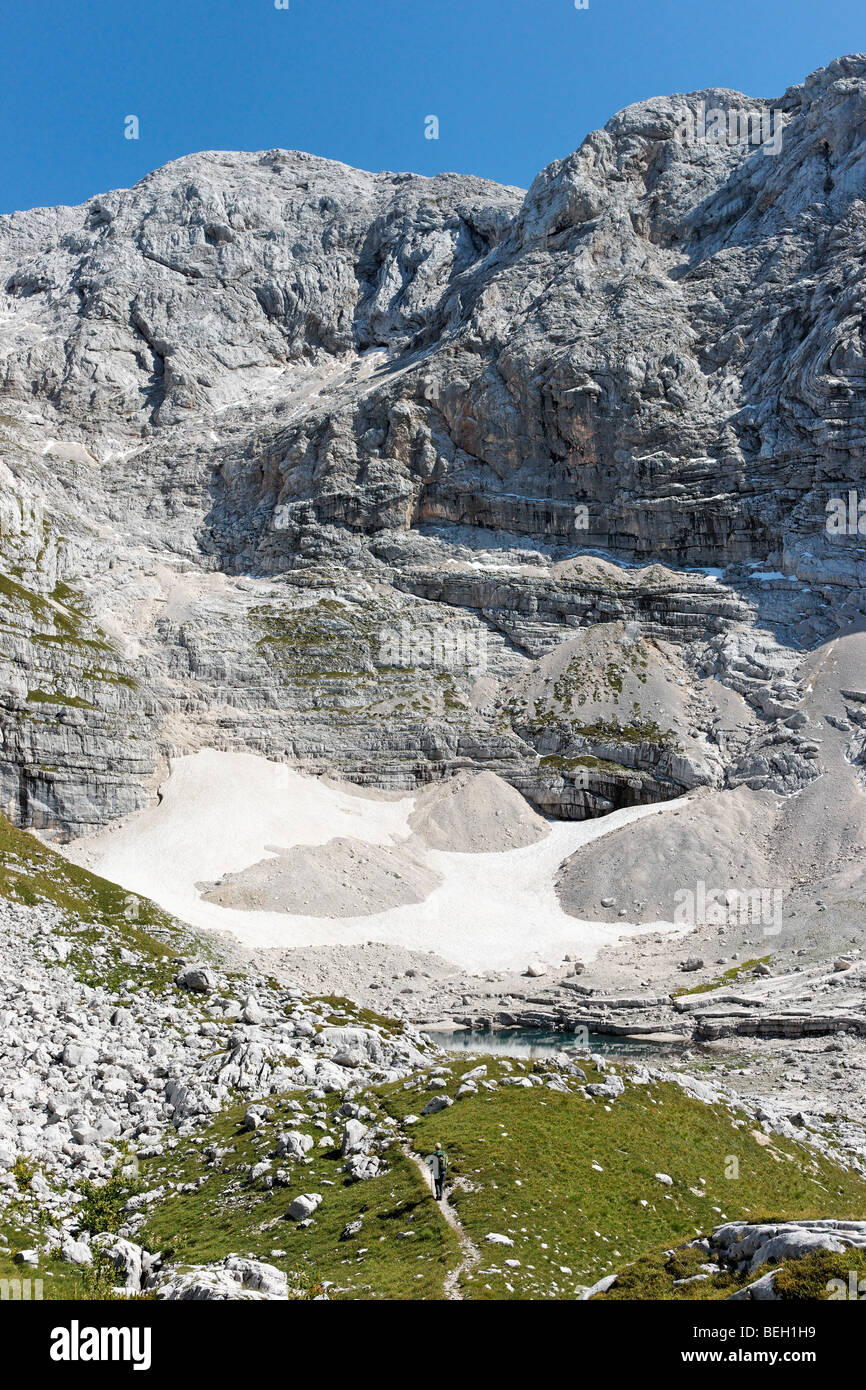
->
1;56;865;838
3;57;866;571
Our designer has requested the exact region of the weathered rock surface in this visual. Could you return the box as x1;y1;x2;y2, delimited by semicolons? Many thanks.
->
2;57;866;836
592;1218;866;1300
157;1255;290;1301
713;1218;864;1273
0;895;434;1259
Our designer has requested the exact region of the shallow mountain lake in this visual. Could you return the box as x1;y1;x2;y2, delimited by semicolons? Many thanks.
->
433;1027;687;1060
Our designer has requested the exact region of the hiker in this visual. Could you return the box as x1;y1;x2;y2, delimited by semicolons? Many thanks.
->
428;1142;448;1199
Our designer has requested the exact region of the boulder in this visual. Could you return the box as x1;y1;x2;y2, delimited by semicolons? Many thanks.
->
91;1235;161;1291
728;1271;779;1301
340;1120;369;1157
287;1193;322;1221
174;964;217;994
579;1273;618;1300
60;1238;93;1267
241;1105;271;1131
344;1154;381;1183
586;1075;625;1100
275;1130;314;1160
62;1043;98;1069
421;1095;453;1115
746;1229;847;1272
711;1220;866;1273
158;1256;288;1301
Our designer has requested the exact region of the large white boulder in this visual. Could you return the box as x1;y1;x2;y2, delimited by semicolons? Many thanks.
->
288;1192;323;1221
158;1256;289;1301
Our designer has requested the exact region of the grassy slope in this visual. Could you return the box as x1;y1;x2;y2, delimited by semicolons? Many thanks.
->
2;816;865;1300
0;812;207;991
137;1054;866;1302
383;1057;866;1300
137;1094;459;1301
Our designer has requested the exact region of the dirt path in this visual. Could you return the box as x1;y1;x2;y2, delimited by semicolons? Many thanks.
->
405;1147;481;1300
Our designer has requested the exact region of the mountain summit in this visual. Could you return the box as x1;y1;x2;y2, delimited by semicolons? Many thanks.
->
0;56;864;849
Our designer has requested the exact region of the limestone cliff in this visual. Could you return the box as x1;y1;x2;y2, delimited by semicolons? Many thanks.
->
1;56;865;835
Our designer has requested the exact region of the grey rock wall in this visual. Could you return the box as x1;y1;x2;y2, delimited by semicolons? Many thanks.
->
2;57;865;834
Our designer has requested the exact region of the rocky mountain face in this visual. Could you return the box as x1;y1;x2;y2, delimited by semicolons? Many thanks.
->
1;56;866;837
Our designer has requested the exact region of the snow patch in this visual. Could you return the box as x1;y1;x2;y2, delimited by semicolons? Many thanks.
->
63;751;689;973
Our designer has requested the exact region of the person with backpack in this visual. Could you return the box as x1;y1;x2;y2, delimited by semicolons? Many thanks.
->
428;1142;448;1199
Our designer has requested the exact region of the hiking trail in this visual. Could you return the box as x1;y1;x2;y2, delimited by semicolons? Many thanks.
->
405;1146;481;1300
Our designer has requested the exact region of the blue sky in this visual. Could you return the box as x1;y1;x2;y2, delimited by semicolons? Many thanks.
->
1;0;864;213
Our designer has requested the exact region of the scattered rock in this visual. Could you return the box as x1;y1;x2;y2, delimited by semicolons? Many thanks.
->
158;1256;288;1301
175;964;217;994
287;1193;323;1221
421;1095;453;1115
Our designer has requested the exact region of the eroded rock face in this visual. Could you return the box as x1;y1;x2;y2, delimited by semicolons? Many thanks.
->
712;1218;866;1273
200;58;866;579
156;1255;290;1301
0;152;522;430
2;58;865;835
0;895;434;1238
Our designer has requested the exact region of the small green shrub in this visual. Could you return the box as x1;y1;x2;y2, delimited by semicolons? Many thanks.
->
12;1155;36;1191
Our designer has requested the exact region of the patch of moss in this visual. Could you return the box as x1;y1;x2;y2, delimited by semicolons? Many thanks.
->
26;689;97;710
314;994;405;1038
82;668;139;690
571;713;679;748
773;1247;866;1300
672;958;772;998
